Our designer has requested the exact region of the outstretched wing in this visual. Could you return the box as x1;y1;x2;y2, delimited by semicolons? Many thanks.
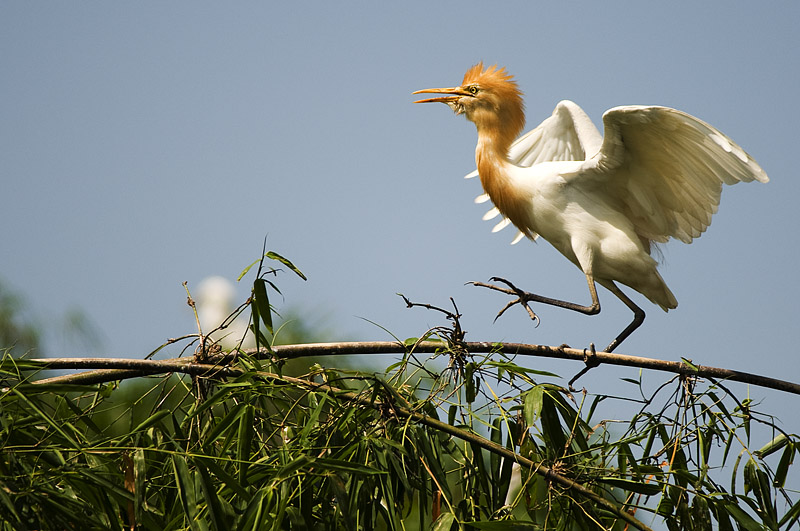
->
582;106;768;244
469;100;603;242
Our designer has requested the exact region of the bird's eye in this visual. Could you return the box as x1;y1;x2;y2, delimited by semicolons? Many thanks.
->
468;86;479;95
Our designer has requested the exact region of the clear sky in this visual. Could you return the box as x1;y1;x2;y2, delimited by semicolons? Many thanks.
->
2;3;798;412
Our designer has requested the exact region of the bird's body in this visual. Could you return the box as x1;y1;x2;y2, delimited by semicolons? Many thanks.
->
479;141;676;312
414;63;768;352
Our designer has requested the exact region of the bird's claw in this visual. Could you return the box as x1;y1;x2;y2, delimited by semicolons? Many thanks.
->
583;342;599;368
470;277;540;325
493;299;539;325
568;343;600;392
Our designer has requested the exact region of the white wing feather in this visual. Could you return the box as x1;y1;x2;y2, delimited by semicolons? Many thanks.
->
507;100;603;165
580;105;769;244
467;101;767;247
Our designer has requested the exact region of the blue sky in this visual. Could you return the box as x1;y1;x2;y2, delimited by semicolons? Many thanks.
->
2;3;798;412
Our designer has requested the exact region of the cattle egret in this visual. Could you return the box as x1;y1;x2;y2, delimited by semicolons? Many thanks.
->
196;276;254;350
414;63;768;352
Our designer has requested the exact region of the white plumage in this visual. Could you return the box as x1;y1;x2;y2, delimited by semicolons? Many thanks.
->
414;63;768;352
468;100;767;249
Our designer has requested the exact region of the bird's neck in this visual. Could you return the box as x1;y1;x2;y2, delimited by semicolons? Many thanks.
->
475;136;533;238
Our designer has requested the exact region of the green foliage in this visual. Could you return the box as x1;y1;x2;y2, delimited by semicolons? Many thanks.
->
0;280;40;357
2;344;798;530
0;252;797;530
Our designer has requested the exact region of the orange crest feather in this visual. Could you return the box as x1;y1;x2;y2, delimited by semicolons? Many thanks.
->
462;62;525;145
462;62;518;90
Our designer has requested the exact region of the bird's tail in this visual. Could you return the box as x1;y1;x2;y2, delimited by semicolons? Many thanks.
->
648;273;678;312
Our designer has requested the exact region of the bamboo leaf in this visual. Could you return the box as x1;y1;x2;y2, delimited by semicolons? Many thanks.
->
755;433;789;458
253;278;273;335
431;512;455;531
265;251;307;280
469;521;540;529
131;409;171;434
723;501;767;531
523;385;543;426
778;496;800;528
774;441;794;488
598;477;663;496
691;495;712;531
539;391;566;457
237;404;255;485
172;454;208;531
196;459;227;531
276;455;313;480
315;458;387;475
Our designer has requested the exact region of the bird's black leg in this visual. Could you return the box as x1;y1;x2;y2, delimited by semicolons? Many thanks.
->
602;283;645;353
470;275;601;323
472;276;646;388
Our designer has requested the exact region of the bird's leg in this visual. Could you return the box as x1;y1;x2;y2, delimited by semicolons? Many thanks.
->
468;277;541;323
470;275;601;324
474;275;646;386
602;283;646;353
568;342;598;391
568;283;645;389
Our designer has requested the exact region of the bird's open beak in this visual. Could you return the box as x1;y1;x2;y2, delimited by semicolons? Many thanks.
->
412;87;471;104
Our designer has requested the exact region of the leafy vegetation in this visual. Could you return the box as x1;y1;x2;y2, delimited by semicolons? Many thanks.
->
0;251;797;530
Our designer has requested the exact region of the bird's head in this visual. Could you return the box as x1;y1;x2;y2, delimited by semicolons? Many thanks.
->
414;62;525;146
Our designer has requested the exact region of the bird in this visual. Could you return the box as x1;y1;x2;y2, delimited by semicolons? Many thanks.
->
196;276;255;351
414;62;768;353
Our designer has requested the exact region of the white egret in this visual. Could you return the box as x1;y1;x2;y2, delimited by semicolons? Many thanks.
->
414;63;768;352
196;276;254;350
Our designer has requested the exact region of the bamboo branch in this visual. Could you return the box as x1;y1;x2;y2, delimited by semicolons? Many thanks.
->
26;341;800;395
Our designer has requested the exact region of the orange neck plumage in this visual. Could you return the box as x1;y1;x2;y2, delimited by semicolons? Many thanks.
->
476;142;535;240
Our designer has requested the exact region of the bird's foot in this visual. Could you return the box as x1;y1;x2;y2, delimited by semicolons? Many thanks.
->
568;343;599;392
583;342;599;368
468;277;540;324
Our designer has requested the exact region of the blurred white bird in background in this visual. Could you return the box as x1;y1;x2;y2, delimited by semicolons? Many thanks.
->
196;276;254;350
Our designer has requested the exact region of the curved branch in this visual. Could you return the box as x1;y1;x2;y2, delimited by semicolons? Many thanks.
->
27;341;800;395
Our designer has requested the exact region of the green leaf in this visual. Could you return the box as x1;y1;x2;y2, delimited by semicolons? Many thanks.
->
196;459;227;531
523;385;543;426
204;402;247;445
238;258;261;281
132;409;171;434
681;358;699;371
598;477;663;496
691;495;712;531
237;404;255;485
314;458;387;475
465;362;476;403
778;496;800;528
196;455;249;499
723;501;767;531
755;433;789;458
239;487;273;529
539;391;566;457
172;454;208;531
276;455;313;479
265;251;307;280
252;278;273;335
448;404;457;425
431;512;456;531
774;441;794;488
468;522;540;529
